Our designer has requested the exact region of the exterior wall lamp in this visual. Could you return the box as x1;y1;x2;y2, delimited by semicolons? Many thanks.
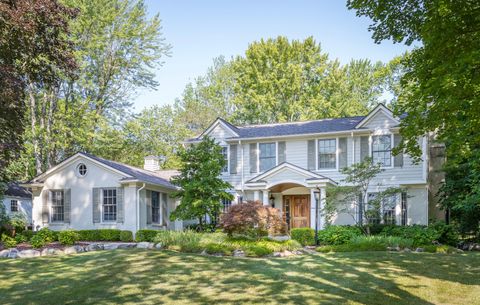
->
269;194;275;208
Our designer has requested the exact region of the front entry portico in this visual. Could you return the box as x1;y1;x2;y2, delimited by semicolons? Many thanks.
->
244;162;336;230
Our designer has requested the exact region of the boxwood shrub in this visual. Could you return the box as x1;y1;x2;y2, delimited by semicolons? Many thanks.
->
290;228;315;246
135;229;159;242
58;230;80;246
317;225;362;245
120;230;134;242
75;229;122;241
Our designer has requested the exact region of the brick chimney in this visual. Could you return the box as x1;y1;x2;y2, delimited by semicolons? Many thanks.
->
143;155;161;171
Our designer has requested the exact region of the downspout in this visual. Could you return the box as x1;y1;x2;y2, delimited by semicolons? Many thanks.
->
240;140;244;195
136;183;146;232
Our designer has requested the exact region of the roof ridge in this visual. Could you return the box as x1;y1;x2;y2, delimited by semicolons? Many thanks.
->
236;115;366;128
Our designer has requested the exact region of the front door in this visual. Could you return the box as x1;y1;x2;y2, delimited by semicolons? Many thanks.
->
283;195;310;229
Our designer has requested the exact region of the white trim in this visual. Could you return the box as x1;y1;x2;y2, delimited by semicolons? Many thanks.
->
371;134;394;169
100;187;118;224
316;137;338;171
221;145;229;174
247;162;332;183
355;104;400;129
199;118;239;139
257;141;277;173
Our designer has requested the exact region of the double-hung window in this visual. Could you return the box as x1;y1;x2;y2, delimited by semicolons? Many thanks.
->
259;143;276;172
382;195;396;225
51;190;64;222
102;189;117;222
372;135;392;167
152;191;160;224
318;139;336;169
222;198;232;213
221;146;228;173
367;193;397;225
10;200;18;212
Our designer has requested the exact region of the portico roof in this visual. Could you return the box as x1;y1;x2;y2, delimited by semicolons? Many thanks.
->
245;162;337;189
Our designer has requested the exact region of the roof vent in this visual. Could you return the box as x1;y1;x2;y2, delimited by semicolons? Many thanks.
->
143;155;165;171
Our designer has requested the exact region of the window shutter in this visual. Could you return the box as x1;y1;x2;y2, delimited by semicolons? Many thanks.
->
249;143;257;173
92;188;101;223
307;140;315;170
360;136;369;161
229;144;237;174
146;190;152;225
64;189;71;224
278;141;286;163
338;138;348;169
116;187;124;223
161;193;168;226
394;134;404;167
42;190;49;224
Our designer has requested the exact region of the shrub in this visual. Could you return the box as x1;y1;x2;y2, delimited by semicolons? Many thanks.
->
317;225;362;245
20;230;34;242
36;228;57;243
58;230;80;246
291;228;315;246
75;229;122;241
243;244;273;257
9;213;28;234
14;233;27;244
1;234;17;248
30;234;46;249
220;201;287;239
316;235;413;253
204;242;235;255
135;229;159;242
120;230;134;242
421;244;458;254
431;222;459;246
153;230;202;252
381;225;441;247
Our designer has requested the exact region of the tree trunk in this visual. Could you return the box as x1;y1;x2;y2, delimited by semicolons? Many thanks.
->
46;87;58;169
28;82;42;175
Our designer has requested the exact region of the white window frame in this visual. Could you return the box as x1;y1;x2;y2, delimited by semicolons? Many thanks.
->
101;188;117;223
151;191;161;224
370;134;394;169
316;137;339;171
221;145;229;174
257;142;278;173
50;190;65;223
10;199;18;212
366;192;398;225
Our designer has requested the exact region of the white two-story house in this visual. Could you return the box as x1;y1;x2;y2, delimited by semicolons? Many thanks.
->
188;104;432;230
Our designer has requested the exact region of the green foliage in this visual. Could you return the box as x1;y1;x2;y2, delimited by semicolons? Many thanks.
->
203;242;235;256
317;226;363;245
317;235;413;253
220;201;286;239
14;234;27;244
1;234;17;248
75;229;121;241
19;230;34;242
36;228;57;243
120;230;134;242
381;225;440;247
30;234;46;249
170;137;234;229
135;229;159;242
153;230;202;253
422;244;458;254
290;228;315;246
8;213;27;234
58;230;80;246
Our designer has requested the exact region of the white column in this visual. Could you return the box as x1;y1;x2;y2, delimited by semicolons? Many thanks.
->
253;190;260;201
262;190;269;206
320;187;326;230
310;188;317;230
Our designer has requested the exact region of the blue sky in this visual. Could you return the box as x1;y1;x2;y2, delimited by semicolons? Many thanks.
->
133;0;411;111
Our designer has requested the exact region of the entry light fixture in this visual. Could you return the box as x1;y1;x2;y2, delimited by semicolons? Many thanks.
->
269;194;275;208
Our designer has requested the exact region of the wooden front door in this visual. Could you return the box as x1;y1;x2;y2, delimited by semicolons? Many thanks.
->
283;195;310;229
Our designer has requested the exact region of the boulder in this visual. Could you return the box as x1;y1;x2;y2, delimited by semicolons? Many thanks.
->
41;248;64;256
85;243;104;252
64;245;85;255
7;249;19;258
269;235;290;242
415;247;425;253
0;249;11;258
103;243;119;250
403;248;412;253
136;242;154;249
18;249;41;258
117;243;136;249
233;249;245;257
155;243;163;249
272;252;282;257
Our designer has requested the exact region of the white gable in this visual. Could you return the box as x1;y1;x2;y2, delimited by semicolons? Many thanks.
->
202;120;238;144
355;104;399;131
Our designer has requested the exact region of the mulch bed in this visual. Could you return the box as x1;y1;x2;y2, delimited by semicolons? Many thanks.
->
2;242;91;252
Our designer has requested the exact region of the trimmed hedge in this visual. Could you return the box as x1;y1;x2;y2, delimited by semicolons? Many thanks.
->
380;223;458;247
120;230;134;242
58;230;80;246
135;229;160;242
291;228;315;246
75;229;123;241
318;225;362;245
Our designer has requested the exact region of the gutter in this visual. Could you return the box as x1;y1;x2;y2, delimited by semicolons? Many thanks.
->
136;183;146;232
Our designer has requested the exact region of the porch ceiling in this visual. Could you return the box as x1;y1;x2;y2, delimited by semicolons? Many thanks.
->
269;183;306;193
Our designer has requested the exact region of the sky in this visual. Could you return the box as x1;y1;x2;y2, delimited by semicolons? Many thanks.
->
133;0;411;112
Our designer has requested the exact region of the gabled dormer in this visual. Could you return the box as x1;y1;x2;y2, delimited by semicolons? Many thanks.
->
355;103;400;130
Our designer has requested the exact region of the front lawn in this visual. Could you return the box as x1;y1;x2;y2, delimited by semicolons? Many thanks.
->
0;250;479;305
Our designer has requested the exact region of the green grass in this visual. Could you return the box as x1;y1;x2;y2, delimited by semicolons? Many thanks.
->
0;250;479;305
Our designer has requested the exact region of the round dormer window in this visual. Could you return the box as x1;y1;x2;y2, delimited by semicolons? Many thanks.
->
77;163;87;177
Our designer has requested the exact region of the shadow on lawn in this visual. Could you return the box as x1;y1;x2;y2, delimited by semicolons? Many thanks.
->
0;250;479;305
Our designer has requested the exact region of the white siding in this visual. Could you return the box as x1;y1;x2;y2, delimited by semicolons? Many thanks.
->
1;196;32;224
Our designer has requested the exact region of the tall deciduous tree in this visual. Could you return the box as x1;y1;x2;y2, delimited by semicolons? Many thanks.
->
0;0;78;182
170;137;234;230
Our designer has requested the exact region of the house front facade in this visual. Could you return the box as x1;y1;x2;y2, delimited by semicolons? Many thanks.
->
1;182;32;225
24;153;182;234
189;104;432;231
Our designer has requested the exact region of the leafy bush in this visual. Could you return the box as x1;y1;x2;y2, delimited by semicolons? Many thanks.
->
204;242;235;255
1;234;17;248
120;230;134;242
58;230;80;246
14;233;27;243
20;230;34;242
381;225;442;247
185;223;218;232
30;234;46;249
36;228;57;243
75;229;121;241
220;201;287;239
431;222;459;246
9;213;28;234
153;230;202;252
317;225;362;245
135;229;159;242
316;235;413;253
242;244;273;257
291;228;315;246
421;244;458;254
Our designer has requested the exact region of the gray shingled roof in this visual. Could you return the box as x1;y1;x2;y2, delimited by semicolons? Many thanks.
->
234;116;365;138
80;152;177;190
4;182;32;198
